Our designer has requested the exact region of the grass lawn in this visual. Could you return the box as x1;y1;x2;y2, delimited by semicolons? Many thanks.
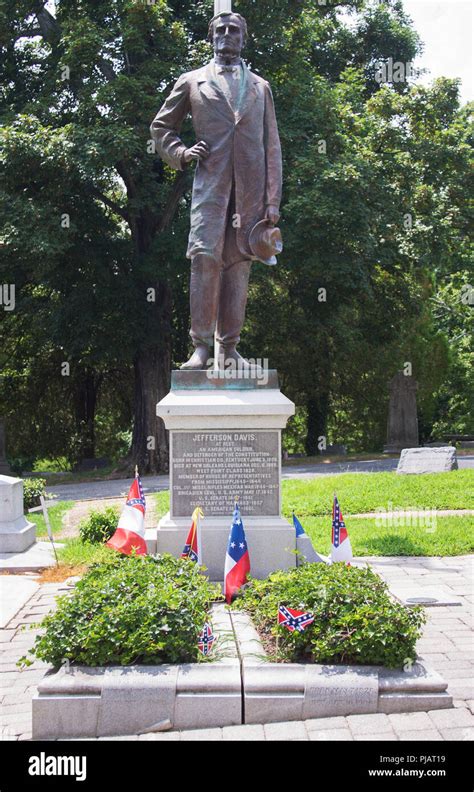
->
32;464;124;487
56;539;116;567
155;490;170;520
150;472;474;524
41;494;170;579
299;514;474;556
40;471;473;577
153;470;473;557
28;501;75;537
282;470;474;516
151;473;474;556
39;539;118;581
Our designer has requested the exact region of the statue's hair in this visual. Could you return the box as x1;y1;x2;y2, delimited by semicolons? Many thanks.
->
208;12;248;45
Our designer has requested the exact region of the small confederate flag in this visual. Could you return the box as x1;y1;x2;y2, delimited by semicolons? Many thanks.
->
331;495;353;564
106;471;147;556
278;604;314;633
224;502;250;604
181;507;203;564
198;623;216;656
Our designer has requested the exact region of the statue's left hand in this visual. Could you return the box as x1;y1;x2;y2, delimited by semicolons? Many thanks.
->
266;205;280;226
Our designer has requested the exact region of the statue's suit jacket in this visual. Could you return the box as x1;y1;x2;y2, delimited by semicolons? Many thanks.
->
150;61;282;261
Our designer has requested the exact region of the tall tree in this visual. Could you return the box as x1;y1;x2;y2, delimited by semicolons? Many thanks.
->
1;0;471;468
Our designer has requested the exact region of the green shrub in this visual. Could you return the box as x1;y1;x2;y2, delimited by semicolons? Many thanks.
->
239;563;426;668
9;456;36;476
79;507;119;544
21;554;221;668
23;478;46;511
32;457;71;472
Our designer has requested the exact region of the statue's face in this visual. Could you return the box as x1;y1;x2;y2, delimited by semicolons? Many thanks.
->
212;14;244;60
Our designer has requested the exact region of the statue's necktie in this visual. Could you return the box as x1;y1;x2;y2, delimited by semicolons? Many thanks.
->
216;65;241;111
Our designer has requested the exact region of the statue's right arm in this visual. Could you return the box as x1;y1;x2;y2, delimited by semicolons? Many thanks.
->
150;74;190;171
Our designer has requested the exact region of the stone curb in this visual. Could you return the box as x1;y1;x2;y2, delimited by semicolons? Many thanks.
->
33;604;242;739
231;611;453;725
33;607;453;738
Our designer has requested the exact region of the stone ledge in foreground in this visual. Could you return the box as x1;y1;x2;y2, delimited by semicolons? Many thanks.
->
32;610;453;738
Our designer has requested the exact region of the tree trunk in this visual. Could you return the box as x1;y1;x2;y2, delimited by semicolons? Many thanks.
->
123;170;188;475
73;370;98;462
129;281;172;474
305;391;330;457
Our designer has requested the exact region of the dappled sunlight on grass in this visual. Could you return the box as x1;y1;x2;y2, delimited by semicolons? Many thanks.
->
298;514;474;557
282;470;474;516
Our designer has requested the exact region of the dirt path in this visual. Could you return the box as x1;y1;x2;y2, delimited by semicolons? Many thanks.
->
56;498;160;539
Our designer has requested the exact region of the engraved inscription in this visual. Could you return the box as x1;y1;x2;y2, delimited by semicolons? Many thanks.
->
171;431;280;517
306;685;375;703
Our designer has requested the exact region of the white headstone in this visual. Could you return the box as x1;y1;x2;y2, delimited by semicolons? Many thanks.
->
0;475;36;552
397;447;458;475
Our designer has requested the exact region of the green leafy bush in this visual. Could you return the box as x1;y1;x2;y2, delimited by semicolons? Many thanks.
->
79;507;119;544
23;554;221;668
240;563;426;668
23;478;46;510
9;456;36;477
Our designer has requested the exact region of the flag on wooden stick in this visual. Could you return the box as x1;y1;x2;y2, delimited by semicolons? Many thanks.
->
293;512;328;565
181;507;203;564
106;471;147;556
278;604;314;633
198;622;216;656
224;502;250;604
330;495;353;564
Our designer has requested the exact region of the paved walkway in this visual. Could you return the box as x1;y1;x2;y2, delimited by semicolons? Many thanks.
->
0;577;39;628
47;456;474;503
0;556;472;741
283;456;474;479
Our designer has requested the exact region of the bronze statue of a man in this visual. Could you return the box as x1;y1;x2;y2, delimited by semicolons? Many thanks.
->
150;11;282;370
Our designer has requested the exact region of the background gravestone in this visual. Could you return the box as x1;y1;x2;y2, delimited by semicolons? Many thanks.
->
384;372;419;453
0;419;11;475
0;475;36;552
397;447;458;475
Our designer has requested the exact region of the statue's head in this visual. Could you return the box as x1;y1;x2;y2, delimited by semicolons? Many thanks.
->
208;12;248;60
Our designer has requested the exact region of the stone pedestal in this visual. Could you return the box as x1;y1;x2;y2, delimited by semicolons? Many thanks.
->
156;370;296;580
0;475;36;553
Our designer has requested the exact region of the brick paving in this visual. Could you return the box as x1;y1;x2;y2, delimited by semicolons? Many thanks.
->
0;580;72;742
0;555;472;741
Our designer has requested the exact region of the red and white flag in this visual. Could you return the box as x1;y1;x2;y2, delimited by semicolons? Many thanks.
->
181;507;203;564
330;495;353;564
224;503;250;604
106;471;147;556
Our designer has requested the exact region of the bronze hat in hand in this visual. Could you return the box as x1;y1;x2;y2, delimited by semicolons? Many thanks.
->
249;220;283;266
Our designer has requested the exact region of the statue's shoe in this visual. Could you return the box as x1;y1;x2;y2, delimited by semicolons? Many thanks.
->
180;345;213;371
217;347;263;374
